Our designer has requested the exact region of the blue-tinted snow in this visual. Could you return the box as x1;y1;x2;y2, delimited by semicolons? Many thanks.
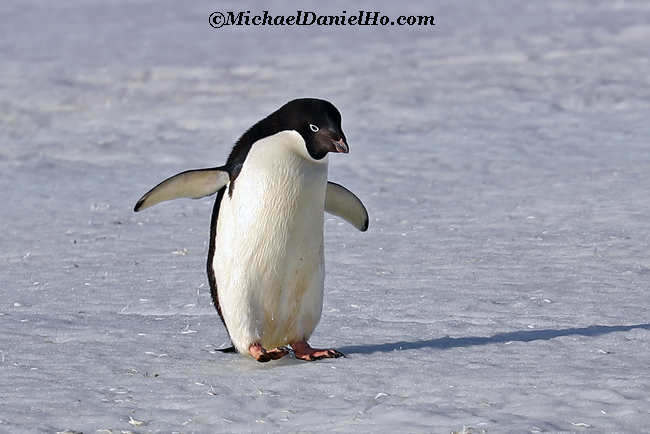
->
1;1;650;433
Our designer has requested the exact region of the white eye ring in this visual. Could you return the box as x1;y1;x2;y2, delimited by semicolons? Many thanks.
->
309;124;319;132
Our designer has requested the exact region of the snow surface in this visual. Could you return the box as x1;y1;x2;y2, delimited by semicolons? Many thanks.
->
2;0;650;433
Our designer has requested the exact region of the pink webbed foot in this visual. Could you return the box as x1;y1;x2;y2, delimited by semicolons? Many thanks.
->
249;343;290;363
290;340;346;361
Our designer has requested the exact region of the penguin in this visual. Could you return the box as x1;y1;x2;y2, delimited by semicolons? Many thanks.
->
134;98;368;362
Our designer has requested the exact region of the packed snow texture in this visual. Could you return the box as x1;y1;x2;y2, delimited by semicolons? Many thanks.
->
1;0;650;433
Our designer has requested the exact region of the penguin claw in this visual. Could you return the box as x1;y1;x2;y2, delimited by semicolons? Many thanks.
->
290;341;346;361
327;349;346;359
249;344;290;362
256;353;272;363
267;346;291;360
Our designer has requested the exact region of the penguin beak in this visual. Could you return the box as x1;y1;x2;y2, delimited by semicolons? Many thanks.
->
332;138;349;154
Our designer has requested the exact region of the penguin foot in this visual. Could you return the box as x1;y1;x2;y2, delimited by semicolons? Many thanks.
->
290;341;346;361
249;343;290;362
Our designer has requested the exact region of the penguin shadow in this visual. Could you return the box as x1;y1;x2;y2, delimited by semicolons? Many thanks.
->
337;323;650;355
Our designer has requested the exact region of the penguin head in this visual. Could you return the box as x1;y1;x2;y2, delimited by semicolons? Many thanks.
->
226;98;350;172
279;98;349;161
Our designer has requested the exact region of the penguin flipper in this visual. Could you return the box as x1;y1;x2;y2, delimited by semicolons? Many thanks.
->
325;181;369;232
134;167;229;212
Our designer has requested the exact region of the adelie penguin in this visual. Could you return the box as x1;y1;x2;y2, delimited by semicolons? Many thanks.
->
134;98;368;362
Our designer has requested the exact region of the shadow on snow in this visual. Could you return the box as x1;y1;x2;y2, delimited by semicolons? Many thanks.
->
338;323;650;355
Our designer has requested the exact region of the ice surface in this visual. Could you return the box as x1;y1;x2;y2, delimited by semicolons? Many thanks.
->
2;0;650;433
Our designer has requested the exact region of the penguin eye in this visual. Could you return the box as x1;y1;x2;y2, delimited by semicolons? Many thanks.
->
309;124;319;133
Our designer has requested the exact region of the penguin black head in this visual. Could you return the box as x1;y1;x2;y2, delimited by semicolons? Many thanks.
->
226;98;349;175
276;98;349;160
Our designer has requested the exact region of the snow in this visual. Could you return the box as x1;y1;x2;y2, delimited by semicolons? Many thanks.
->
2;0;650;432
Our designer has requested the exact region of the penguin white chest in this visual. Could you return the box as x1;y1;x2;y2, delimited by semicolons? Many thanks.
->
213;131;329;354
